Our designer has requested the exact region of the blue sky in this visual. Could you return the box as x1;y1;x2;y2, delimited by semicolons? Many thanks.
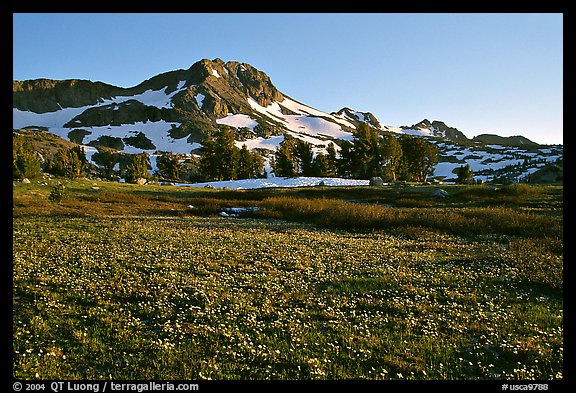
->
13;13;563;145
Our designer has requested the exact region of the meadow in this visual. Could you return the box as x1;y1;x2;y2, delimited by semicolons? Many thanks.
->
12;179;563;380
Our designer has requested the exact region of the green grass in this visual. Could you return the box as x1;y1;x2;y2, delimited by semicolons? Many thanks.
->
12;179;563;380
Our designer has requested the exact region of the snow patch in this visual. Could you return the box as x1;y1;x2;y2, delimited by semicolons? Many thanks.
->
216;114;259;130
108;82;187;109
176;177;370;190
235;135;284;151
402;128;434;137
194;93;205;109
247;97;354;141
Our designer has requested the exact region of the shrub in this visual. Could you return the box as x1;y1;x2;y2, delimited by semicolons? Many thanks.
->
501;183;540;196
48;183;66;203
259;196;561;238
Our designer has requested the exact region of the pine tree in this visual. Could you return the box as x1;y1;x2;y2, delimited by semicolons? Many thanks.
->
180;154;201;182
237;145;255;179
236;146;265;180
456;164;474;184
124;153;150;183
46;145;87;179
198;136;219;181
198;127;240;181
326;142;338;177
312;153;330;177
214;127;239;181
398;135;438;182
379;133;403;182
156;152;182;181
92;149;118;179
13;134;41;180
336;140;354;178
295;139;315;176
350;123;382;179
274;135;298;177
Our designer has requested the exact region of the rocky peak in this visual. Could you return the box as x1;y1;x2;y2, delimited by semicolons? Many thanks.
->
334;107;381;129
412;119;432;129
402;119;468;142
429;120;468;141
225;60;283;106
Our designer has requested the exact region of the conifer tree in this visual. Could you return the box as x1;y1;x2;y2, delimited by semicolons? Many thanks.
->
199;127;240;181
398;135;438;182
13;134;41;180
198;136;219;181
456;164;474;184
92;149;118;179
295;139;315;176
46;145;87;179
336;140;354;178
326;142;338;177
379;133;403;182
156;152;182;181
237;145;255;179
350;123;382;179
312;153;330;177
214;127;239;181
274;135;298;177
124;153;150;183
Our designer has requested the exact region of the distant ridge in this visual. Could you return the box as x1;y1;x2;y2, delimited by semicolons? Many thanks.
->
471;134;538;147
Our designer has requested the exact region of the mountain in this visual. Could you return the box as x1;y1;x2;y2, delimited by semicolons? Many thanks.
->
332;107;382;129
471;134;538;147
400;119;469;143
14;58;363;154
13;58;563;183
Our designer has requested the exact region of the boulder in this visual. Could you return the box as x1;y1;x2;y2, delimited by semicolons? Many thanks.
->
431;188;450;198
369;177;384;186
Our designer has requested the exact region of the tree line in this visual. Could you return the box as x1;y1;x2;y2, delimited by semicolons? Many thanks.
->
197;124;441;183
14;124;466;184
12;128;266;183
273;123;439;182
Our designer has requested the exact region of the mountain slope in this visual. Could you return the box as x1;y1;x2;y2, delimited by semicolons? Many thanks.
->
13;58;362;155
13;58;563;183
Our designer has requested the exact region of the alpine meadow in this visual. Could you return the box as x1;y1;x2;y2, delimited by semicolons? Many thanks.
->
13;180;563;380
13;45;563;382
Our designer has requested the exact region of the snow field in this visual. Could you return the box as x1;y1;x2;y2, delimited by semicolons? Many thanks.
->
175;177;370;190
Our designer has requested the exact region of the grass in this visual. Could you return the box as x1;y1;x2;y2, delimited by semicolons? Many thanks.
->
12;179;563;380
